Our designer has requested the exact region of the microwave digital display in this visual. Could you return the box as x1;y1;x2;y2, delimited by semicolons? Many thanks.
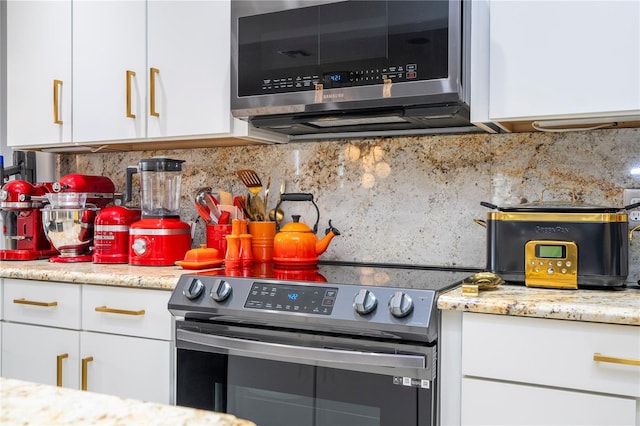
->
237;1;449;96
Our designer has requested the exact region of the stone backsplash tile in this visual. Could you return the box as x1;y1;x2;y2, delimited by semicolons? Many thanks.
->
58;128;640;282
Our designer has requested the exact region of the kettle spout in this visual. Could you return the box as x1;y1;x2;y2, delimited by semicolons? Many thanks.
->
316;220;341;255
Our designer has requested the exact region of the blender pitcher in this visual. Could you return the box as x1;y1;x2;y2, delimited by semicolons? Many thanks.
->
126;157;191;266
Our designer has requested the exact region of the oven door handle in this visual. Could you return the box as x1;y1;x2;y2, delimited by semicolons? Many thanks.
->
177;329;426;370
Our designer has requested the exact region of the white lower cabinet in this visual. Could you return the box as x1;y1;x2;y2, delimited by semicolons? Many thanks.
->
0;279;173;404
440;311;640;426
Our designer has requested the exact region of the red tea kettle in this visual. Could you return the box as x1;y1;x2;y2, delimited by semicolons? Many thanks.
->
272;193;340;268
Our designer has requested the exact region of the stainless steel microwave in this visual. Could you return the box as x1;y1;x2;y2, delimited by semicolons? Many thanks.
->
231;0;485;140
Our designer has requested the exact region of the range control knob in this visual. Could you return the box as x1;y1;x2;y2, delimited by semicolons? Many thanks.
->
210;279;232;302
353;289;377;315
388;291;414;318
183;278;205;300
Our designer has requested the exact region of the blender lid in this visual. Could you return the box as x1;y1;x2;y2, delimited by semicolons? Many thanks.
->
139;157;185;172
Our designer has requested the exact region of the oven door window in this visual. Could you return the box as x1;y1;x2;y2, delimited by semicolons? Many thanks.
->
177;349;432;426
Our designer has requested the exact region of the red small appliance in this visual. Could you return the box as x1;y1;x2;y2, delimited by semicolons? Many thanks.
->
92;206;141;264
0;180;58;260
126;158;191;266
42;174;116;263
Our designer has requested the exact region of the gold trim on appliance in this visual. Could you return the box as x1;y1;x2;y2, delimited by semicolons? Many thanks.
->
56;353;68;387
525;240;578;289
630;224;640;242
13;298;58;307
126;70;136;118
150;67;160;117
95;306;145;316
593;353;640;367
488;212;628;223
53;79;63;124
81;356;93;391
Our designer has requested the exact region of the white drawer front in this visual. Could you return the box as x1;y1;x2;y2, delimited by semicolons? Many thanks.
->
462;313;640;397
82;285;171;340
3;279;81;329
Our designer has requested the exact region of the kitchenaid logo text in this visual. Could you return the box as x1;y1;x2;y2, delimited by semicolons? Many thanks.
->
536;225;570;234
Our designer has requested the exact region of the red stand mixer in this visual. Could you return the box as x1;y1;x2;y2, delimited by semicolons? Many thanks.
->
41;174;116;263
126;158;191;266
0;180;58;260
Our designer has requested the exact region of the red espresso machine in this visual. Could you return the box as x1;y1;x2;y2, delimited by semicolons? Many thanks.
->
126;158;191;266
0;180;58;260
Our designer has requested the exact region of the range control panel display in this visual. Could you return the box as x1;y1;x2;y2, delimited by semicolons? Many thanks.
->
245;282;338;315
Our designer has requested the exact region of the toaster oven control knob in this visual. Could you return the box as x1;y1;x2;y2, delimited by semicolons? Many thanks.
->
353;289;377;315
388;291;413;318
183;279;205;300
210;279;232;302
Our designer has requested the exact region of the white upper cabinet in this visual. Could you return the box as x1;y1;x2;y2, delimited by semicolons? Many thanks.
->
6;0;72;146
488;1;640;123
146;1;232;138
73;0;147;143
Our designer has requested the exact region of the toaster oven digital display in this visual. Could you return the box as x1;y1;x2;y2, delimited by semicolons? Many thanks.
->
536;244;566;259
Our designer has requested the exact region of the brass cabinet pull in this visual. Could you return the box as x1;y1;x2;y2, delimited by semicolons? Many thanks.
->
126;70;136;118
53;79;63;124
56;353;69;387
13;298;58;307
81;356;94;391
95;306;145;316
150;67;160;117
593;353;640;367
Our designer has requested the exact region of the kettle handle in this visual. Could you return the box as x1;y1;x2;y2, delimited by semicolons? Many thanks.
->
275;193;320;233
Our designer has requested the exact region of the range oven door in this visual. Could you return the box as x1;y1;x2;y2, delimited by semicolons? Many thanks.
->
175;320;437;426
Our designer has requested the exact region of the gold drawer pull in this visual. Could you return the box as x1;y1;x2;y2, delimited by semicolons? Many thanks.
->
56;353;69;387
13;298;58;307
95;306;145;316
593;353;640;367
81;356;93;391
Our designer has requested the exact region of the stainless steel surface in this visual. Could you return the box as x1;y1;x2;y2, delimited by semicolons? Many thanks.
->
230;0;483;137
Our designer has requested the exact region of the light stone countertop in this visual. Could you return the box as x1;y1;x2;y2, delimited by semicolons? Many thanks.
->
0;377;255;426
437;284;640;326
0;259;192;290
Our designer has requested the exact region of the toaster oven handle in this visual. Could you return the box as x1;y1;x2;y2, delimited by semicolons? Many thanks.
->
177;329;426;370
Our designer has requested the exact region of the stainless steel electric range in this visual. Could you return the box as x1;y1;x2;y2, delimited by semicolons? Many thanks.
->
168;262;476;426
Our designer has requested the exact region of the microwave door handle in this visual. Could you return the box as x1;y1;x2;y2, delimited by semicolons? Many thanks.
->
177;329;425;370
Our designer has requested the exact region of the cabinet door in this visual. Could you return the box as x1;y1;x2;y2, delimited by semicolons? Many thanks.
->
2;322;80;389
80;331;172;404
73;0;146;142
147;0;232;138
489;1;640;121
7;0;72;146
461;377;636;426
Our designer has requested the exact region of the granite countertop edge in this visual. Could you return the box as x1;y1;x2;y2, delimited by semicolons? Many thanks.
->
437;284;640;326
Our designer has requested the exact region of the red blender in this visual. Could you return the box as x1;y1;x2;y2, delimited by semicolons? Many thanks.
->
126;158;191;266
0;180;58;260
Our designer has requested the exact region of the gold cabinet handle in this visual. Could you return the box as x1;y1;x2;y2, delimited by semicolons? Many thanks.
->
13;298;58;307
56;353;69;387
81;356;94;391
593;353;640;367
126;70;136;118
53;79;63;124
150;67;160;117
95;306;145;316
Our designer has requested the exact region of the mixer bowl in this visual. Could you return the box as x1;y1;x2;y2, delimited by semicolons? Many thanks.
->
42;207;98;256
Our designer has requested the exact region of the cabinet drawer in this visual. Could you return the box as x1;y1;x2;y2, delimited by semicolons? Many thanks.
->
82;285;171;340
462;313;640;397
3;279;81;329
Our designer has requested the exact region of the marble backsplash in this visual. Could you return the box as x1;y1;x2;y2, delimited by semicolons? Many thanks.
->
58;128;640;282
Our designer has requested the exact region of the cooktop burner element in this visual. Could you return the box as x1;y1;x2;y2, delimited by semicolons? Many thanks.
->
169;262;476;343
